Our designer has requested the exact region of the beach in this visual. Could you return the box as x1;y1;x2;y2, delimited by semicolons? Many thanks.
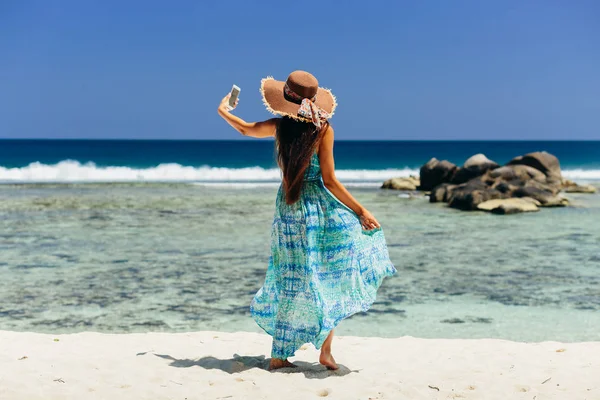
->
1;330;598;400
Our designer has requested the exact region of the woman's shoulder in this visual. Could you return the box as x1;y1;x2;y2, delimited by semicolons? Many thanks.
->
316;122;334;154
322;122;334;139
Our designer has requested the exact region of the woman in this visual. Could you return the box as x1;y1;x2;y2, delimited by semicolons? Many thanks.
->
217;71;396;371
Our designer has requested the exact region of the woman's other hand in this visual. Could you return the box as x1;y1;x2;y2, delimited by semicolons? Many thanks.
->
359;210;380;230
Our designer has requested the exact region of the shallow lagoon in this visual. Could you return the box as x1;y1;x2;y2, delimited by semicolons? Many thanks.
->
0;183;599;341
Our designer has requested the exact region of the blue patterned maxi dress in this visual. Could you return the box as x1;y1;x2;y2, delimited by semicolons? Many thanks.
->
250;152;396;359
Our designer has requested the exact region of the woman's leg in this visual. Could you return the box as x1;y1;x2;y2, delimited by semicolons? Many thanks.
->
319;330;339;370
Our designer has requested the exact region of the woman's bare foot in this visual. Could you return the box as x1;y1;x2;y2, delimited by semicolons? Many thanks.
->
319;351;339;370
269;358;297;371
319;330;338;370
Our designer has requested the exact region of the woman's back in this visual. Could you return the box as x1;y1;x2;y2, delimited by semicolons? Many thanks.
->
303;152;322;182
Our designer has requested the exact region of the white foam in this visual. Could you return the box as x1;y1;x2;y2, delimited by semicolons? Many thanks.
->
562;169;600;181
0;160;418;184
0;160;597;185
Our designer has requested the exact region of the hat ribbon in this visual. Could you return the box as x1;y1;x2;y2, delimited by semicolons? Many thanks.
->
283;83;330;129
298;98;330;129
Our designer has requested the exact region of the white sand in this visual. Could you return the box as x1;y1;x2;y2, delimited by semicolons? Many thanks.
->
0;331;598;400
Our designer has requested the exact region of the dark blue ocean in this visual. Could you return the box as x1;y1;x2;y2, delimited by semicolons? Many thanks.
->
0;140;599;183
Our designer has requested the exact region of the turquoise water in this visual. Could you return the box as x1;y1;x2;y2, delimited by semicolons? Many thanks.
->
1;182;599;342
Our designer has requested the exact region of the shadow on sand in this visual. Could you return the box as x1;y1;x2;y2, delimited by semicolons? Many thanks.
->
151;353;357;379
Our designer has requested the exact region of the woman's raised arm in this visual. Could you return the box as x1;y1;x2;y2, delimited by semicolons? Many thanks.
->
217;94;278;138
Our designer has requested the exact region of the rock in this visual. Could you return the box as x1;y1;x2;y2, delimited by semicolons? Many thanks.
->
488;165;547;183
491;181;513;194
449;188;505;211
562;180;597;193
542;195;570;207
464;154;497;169
429;183;457;203
513;186;569;207
478;174;525;195
419;158;458;191
441;318;465;324
448;180;506;211
478;197;541;209
477;198;540;214
419;151;574;214
491;206;532;215
491;178;529;195
512;186;553;203
507;151;562;181
382;176;420;191
452;154;500;185
565;185;597;194
522;179;561;195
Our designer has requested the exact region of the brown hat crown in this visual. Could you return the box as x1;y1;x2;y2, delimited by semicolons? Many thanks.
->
285;71;319;102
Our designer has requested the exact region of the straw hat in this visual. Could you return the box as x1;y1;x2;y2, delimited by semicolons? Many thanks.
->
260;71;337;128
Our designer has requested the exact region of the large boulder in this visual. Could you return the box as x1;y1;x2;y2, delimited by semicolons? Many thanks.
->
468;169;526;195
382;176;420;191
448;180;506;211
507;151;562;186
429;183;458;203
419;158;458;191
488;165;546;183
452;154;500;185
477;198;540;214
523;179;562;195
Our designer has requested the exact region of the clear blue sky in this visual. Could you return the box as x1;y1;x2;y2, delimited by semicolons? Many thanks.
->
1;0;599;140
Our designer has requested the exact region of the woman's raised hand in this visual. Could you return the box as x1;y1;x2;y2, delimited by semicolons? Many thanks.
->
218;93;239;113
359;210;381;230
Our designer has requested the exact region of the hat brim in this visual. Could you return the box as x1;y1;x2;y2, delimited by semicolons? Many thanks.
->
260;77;337;122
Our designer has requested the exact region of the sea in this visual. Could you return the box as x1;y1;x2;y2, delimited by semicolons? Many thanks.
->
0;140;599;342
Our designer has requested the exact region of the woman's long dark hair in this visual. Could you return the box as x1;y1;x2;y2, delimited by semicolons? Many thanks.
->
276;116;327;205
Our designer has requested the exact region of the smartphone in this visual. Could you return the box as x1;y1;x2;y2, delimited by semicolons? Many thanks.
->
229;85;241;108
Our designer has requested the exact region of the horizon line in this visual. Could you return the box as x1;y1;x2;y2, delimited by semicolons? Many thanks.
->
1;138;599;142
